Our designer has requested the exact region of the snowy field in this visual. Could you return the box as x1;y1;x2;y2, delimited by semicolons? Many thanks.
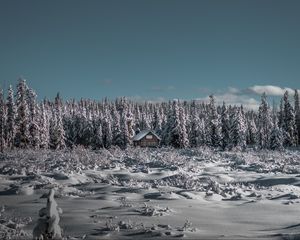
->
0;147;300;239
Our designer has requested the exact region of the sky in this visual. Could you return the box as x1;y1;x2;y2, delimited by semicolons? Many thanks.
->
0;0;299;109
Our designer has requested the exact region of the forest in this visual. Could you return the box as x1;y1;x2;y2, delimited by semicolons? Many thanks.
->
0;79;300;239
0;78;299;152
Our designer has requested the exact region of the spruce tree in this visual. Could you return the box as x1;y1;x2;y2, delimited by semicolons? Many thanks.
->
0;89;6;152
257;93;273;149
92;116;103;149
120;109;131;149
166;100;181;148
27;88;40;149
189;101;201;147
55;94;66;149
14;79;30;148
6;85;15;148
140;111;150;130
278;98;284;128
220;102;230;150
102;107;112;148
126;105;135;138
81;108;94;147
50;93;66;149
161;101;173;146
282;91;296;146
270;118;284;151
230;107;247;150
208;95;220;148
152;108;162;135
178;103;189;148
246;117;257;146
294;89;300;145
39;103;50;149
111;105;123;147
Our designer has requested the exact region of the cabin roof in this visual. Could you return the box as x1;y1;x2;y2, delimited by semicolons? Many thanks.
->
132;130;161;141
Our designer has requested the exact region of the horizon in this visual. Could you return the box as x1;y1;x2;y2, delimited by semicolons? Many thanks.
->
2;78;299;112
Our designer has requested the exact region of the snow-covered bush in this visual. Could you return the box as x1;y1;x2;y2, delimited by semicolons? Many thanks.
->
33;189;62;240
137;203;171;217
0;205;31;239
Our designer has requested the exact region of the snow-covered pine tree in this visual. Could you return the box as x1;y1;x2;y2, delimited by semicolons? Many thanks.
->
14;78;30;148
102;106;113;148
111;105;123;147
208;95;220;148
72;100;86;146
271;99;278;126
0;88;6;152
278;98;284;128
220;102;230;150
163;100;189;148
161;101;172;146
27;88;40;149
39;103;50;149
81;110;94;147
126;105;135;138
165;100;181;148
183;100;191;136
282;91;296;146
269;120;284;151
152;107;162;135
178;102;189;148
33;189;62;240
198;118;207;145
92;115;103;149
49;111;57;149
257;93;273;149
294;89;300;145
120;109;131;149
64;113;77;147
6;85;15;148
50;93;66;149
189;101;201;147
133;104;141;134
246;115;257;146
55;93;66;149
140;111;150;130
160;104;167;131
230;106;247;150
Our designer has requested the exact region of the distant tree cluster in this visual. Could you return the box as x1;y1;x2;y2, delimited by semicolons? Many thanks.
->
0;78;299;152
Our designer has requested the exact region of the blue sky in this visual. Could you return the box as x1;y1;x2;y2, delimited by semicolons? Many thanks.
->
0;0;299;108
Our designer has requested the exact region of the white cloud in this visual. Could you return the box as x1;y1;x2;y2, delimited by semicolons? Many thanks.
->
135;85;298;111
227;87;240;94
197;93;259;110
247;85;295;96
195;85;299;110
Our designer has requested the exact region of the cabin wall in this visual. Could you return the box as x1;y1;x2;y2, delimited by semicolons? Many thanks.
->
139;138;159;147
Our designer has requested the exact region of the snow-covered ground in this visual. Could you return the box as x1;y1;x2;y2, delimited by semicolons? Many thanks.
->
0;147;300;239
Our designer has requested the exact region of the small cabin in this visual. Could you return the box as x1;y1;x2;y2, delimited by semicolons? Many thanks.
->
132;130;161;147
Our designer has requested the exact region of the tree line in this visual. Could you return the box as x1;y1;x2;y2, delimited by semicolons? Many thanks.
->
0;78;299;152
